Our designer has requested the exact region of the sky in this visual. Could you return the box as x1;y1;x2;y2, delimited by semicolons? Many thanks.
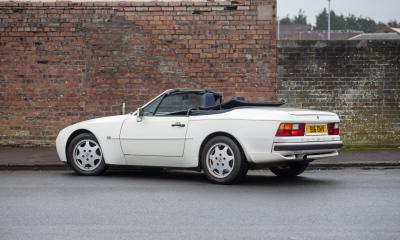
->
278;0;400;26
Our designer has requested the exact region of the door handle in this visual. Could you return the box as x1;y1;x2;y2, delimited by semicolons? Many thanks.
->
171;122;186;127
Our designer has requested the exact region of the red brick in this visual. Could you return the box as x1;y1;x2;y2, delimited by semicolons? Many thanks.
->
0;0;276;146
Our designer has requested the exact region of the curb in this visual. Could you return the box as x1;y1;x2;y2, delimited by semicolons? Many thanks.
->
0;164;68;171
1;162;400;170
310;162;400;169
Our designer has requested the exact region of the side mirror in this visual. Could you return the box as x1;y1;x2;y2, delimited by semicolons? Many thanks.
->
136;108;144;122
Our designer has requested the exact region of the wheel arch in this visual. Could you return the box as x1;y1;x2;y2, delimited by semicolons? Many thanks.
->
65;129;97;162
198;131;249;170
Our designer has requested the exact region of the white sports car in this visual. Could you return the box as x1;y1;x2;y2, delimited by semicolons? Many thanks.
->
56;89;342;184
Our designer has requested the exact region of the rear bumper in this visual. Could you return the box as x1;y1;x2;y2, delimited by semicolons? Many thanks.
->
248;140;343;165
274;143;343;151
272;140;343;161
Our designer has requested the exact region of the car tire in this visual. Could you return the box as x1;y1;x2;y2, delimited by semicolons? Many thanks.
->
269;162;309;178
67;133;107;176
201;136;248;184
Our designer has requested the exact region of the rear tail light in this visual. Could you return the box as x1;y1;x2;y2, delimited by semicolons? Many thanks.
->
276;123;305;137
328;122;340;135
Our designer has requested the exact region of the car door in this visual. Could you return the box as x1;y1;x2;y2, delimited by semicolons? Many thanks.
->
120;93;200;157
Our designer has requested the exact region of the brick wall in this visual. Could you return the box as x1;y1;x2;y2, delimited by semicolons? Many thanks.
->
278;40;400;147
0;0;276;146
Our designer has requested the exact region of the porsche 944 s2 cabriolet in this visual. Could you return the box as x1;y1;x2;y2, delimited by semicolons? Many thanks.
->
56;89;342;184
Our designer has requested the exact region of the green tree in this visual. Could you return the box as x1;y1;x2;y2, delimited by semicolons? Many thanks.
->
279;10;308;25
316;9;346;30
316;8;328;30
279;15;292;24
315;9;389;33
293;10;307;24
331;13;346;30
388;20;400;27
345;14;358;30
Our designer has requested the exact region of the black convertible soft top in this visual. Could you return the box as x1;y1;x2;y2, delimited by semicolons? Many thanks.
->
150;89;285;116
167;88;284;108
166;88;285;115
189;98;285;116
201;98;285;110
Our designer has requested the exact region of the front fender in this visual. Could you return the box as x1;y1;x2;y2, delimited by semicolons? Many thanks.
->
55;115;130;165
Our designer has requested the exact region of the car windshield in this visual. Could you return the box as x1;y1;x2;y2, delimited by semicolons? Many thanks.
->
143;96;162;116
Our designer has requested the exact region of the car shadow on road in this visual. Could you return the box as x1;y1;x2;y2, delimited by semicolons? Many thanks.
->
242;174;337;187
63;168;338;188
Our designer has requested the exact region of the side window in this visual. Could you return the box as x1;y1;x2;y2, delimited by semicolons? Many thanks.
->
155;93;202;115
186;93;202;109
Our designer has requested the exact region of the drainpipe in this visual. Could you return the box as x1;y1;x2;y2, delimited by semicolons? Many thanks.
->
277;16;280;40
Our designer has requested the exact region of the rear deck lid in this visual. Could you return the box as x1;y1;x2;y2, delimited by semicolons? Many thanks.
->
282;108;336;116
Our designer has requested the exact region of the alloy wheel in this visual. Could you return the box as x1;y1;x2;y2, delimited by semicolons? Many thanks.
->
73;139;103;171
206;143;235;178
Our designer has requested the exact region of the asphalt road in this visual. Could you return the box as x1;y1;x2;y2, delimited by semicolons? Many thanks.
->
0;169;399;240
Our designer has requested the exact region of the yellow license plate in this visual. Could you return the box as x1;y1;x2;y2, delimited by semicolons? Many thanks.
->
306;124;327;135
